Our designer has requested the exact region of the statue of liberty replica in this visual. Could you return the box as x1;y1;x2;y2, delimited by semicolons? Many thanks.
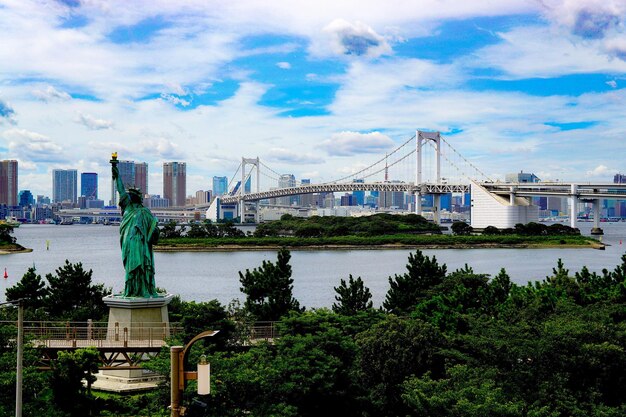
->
111;153;160;297
96;153;173;392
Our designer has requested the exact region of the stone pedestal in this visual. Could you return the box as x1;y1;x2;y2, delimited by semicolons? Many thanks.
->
92;294;174;392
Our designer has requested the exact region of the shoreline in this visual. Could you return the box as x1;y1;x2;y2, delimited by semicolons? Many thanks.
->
155;241;605;252
0;245;33;255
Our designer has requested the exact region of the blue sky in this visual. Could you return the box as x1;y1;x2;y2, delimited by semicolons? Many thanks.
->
1;0;626;200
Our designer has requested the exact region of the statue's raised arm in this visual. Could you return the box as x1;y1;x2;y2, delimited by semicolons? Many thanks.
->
110;153;160;298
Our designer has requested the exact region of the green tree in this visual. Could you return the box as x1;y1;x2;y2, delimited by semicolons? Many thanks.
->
451;221;472;235
383;250;447;314
186;222;208;238
50;348;100;416
44;260;111;321
0;224;16;244
6;267;48;311
160;220;185;238
356;316;445;417
238;248;302;321
332;275;373;315
402;365;524;417
168;298;234;346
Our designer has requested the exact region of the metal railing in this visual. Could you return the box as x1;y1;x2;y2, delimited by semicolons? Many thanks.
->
249;321;277;341
0;321;184;348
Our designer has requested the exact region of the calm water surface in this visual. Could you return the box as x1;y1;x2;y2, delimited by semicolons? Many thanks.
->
1;223;625;308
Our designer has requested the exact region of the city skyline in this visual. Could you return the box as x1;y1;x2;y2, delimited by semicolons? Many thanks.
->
1;1;626;203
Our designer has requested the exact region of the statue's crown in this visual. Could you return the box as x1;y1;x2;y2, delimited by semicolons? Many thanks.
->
129;187;143;197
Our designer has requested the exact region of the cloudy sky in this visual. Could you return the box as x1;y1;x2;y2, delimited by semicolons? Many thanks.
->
1;0;626;202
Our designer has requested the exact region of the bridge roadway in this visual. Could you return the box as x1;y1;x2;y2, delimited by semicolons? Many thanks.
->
56;207;203;222
219;182;470;204
483;182;626;199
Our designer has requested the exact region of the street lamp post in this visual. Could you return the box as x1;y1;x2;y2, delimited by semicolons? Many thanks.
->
170;330;219;417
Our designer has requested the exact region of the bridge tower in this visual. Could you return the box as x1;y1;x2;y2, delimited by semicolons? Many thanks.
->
240;157;260;223
415;131;442;223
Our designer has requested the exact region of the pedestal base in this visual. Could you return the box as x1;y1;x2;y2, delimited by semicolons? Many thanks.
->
590;227;604;235
91;370;164;393
94;294;174;393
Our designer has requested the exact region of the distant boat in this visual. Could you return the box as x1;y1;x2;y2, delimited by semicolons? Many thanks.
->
0;217;20;227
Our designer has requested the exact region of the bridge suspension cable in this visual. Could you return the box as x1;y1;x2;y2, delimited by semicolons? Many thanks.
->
360;148;417;181
440;135;492;182
259;161;282;180
227;162;242;193
325;134;416;184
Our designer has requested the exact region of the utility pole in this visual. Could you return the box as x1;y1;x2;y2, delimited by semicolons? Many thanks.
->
15;299;23;417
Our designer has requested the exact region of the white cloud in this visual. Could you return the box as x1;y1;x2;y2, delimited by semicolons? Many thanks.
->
137;138;185;160
316;19;391;58
265;148;324;164
77;113;114;130
319;131;395;156
606;80;618;88
276;61;291;69
32;86;71;102
586;164;612;177
2;128;66;163
470;26;626;79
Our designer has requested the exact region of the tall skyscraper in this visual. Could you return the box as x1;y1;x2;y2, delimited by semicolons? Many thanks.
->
0;160;18;206
163;162;186;207
352;178;365;206
18;190;33;207
110;160;136;205
52;169;77;203
278;174;296;206
212;176;228;196
300;179;314;207
195;190;211;205
135;162;148;195
81;172;98;199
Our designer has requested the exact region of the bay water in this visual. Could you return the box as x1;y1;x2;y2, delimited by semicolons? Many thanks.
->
1;223;625;309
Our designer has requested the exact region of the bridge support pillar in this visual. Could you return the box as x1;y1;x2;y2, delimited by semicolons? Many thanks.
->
433;194;441;225
414;192;422;215
569;184;578;229
591;199;604;235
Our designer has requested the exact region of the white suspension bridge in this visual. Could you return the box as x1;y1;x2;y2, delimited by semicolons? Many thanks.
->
204;130;626;233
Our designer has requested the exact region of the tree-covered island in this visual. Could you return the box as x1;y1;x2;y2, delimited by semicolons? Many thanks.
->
156;214;601;251
0;224;31;254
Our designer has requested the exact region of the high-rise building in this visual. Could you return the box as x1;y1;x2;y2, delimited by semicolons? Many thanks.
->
299;179;314;207
0;160;18;206
212;176;228;196
614;174;626;184
18;190;33;207
278;174;296;206
81;172;98;199
52;169;77;203
163;162;186;207
352;179;365;206
195;190;211;205
135;162;148;196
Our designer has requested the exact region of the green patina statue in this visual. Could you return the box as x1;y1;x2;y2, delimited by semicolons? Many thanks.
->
111;153;159;298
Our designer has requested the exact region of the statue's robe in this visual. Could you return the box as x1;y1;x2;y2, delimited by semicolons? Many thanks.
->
119;193;159;297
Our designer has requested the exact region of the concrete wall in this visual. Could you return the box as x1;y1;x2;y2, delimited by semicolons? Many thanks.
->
470;182;539;229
